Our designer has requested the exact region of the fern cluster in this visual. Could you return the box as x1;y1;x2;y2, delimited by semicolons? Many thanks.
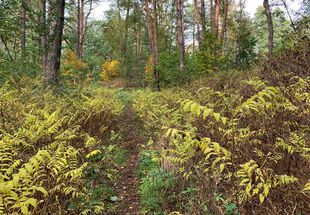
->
0;85;124;214
133;75;310;214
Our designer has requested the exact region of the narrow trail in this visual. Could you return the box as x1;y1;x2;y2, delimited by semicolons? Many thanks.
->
108;105;145;215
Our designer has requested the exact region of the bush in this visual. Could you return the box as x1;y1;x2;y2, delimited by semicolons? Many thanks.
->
101;60;120;81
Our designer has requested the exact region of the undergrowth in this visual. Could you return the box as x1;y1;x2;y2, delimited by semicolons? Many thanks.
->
0;81;125;214
133;68;310;214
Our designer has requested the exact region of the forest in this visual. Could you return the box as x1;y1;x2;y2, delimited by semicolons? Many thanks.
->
0;0;309;214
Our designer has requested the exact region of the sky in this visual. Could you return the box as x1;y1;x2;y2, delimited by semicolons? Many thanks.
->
90;0;302;20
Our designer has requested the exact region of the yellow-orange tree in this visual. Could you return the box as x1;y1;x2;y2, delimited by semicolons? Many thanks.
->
101;60;120;81
63;49;88;84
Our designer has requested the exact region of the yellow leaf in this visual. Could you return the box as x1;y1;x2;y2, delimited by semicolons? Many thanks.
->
21;206;29;215
259;194;265;203
219;163;225;173
25;198;37;208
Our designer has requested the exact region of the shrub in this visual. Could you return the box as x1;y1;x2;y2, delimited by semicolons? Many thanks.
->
101;60;120;81
63;49;89;84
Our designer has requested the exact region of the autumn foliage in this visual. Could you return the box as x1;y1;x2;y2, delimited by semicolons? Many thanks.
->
101;60;120;81
63;49;88;84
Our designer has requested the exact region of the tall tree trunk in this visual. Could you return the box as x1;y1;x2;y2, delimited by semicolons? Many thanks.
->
77;0;84;59
44;0;65;87
145;0;154;55
221;0;228;42
263;0;273;57
122;0;131;61
153;0;160;90
210;0;214;35
200;0;206;44
193;0;201;47
145;0;160;90
20;0;26;54
39;0;47;67
214;0;220;38
177;0;185;76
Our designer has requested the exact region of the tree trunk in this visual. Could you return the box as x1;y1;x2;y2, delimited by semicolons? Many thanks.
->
153;0;160;90
214;0;220;38
145;0;154;55
210;0;214;35
200;0;206;44
77;0;84;59
177;0;185;75
20;0;26;54
280;0;296;32
122;0;131;61
221;0;228;42
39;0;47;67
263;0;273;57
44;0;65;87
193;0;201;47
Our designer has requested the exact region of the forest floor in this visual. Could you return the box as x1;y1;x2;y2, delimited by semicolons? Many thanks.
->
108;104;146;215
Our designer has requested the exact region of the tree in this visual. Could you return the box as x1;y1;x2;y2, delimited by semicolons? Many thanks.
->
200;0;206;44
221;0;228;42
214;0;220;38
176;0;185;75
263;0;274;57
39;0;47;67
145;0;160;90
193;0;201;46
153;0;159;90
77;0;93;59
44;0;65;86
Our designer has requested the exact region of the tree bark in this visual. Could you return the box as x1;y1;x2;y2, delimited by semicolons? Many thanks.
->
210;0;214;35
177;0;185;75
153;0;160;90
145;0;154;55
44;0;65;87
77;0;92;59
200;0;206;44
221;0;228;42
77;0;84;59
193;0;201;47
39;0;47;67
122;0;131;61
263;0;273;57
214;0;220;38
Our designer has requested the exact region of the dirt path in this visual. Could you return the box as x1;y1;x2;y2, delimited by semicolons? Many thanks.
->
108;106;145;214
